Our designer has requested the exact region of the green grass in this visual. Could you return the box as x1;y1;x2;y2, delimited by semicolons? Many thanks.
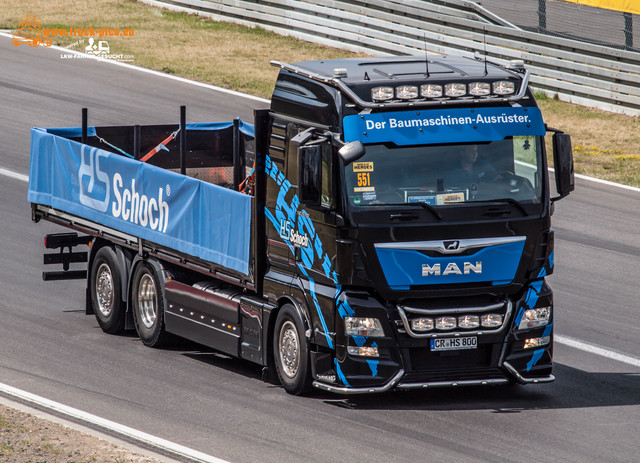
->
2;0;640;185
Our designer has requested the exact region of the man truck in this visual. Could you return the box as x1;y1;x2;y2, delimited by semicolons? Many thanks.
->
28;55;574;395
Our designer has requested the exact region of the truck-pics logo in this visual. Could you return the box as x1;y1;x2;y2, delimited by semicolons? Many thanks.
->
12;16;52;47
78;146;170;233
422;261;482;276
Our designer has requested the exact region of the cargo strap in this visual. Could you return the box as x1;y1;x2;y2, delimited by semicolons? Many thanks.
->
239;163;255;195
141;128;180;162
97;136;134;159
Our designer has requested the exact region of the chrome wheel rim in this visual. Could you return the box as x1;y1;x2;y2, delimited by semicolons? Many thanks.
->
278;320;299;379
137;273;157;329
95;263;114;317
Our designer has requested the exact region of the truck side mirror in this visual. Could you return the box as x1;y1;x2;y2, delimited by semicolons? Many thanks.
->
339;141;365;165
299;144;323;206
552;132;574;200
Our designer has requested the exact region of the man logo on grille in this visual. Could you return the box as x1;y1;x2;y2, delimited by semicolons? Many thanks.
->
443;240;460;251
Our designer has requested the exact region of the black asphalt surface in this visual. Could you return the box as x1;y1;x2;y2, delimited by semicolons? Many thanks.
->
1;38;639;463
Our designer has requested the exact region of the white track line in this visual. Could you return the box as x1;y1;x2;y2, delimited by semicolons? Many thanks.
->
0;383;229;463
555;335;640;368
0;167;28;183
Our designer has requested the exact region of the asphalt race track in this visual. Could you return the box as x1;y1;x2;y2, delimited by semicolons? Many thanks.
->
1;38;640;463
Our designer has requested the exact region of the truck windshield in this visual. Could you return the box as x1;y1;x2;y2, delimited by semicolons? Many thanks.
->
344;136;543;208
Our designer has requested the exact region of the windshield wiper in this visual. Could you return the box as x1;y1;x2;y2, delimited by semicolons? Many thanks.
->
469;198;528;216
368;202;442;220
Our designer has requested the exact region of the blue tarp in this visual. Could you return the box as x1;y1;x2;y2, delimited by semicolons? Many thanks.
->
28;125;253;276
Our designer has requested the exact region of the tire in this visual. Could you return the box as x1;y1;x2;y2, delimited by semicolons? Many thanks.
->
131;262;168;347
90;246;125;334
273;304;312;395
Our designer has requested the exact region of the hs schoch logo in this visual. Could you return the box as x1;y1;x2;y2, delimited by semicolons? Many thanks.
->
78;146;170;232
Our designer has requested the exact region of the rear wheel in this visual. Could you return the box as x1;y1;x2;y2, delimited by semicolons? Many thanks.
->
273;304;312;395
131;262;168;347
90;246;125;334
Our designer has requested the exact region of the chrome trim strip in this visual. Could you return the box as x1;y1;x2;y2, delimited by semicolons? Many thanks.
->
374;236;526;254
503;361;555;384
400;301;505;315
397;378;509;389
397;301;512;338
312;369;404;394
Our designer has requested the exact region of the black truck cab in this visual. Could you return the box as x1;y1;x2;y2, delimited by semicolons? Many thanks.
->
262;56;573;393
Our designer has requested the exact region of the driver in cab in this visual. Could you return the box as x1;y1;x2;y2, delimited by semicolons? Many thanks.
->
448;144;495;185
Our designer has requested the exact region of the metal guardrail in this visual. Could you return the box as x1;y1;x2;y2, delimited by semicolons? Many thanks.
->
141;0;640;115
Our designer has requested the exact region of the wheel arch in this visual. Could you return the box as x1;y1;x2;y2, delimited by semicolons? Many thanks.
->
264;295;312;379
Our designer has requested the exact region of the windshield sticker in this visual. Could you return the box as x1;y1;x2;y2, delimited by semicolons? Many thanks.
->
343;107;545;146
407;190;467;205
353;161;374;172
513;135;537;164
437;192;466;204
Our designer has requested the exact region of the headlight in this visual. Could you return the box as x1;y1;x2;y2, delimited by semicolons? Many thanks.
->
524;336;551;349
420;84;443;98
518;307;551;330
347;346;379;357
468;82;491;96
371;86;394;101
444;83;466;97
411;317;434;332
493;80;515;95
458;315;480;329
435;316;457;330
396;85;418;99
344;317;384;337
481;313;503;328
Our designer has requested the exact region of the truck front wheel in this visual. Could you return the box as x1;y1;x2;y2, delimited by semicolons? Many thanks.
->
273;304;312;395
90;246;125;334
131;262;168;347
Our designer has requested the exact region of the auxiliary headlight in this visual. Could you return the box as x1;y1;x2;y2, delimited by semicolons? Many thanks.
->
518;307;551;330
344;317;384;337
481;313;503;328
468;82;491;96
371;86;394;101
435;316;457;330
347;346;380;357
444;83;466;97
420;84;443;98
411;317;434;332
524;336;551;349
458;315;480;329
396;85;418;99
492;80;515;95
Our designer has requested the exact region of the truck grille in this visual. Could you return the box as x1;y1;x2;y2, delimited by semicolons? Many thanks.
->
398;340;506;384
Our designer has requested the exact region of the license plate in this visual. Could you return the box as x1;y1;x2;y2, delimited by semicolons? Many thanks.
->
431;336;477;351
